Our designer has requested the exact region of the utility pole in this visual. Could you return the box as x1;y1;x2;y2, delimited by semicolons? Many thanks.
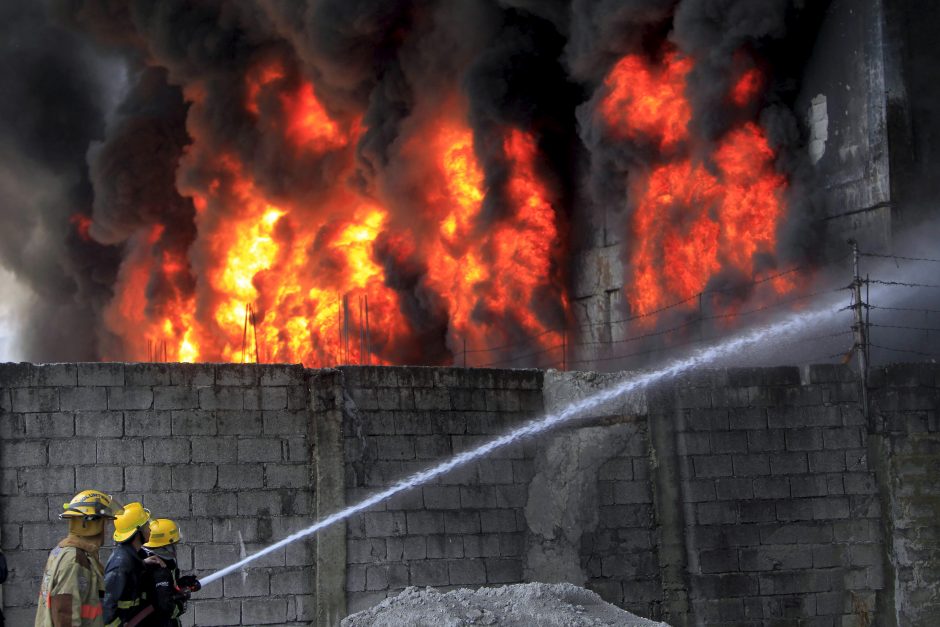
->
849;240;870;420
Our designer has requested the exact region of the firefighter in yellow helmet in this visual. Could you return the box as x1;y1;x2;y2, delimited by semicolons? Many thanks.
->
102;503;165;626
142;519;199;627
35;489;120;627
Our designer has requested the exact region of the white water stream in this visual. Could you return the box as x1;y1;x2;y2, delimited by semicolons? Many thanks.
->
200;291;853;587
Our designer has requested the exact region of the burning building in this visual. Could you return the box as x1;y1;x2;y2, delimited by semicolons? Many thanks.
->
0;0;937;368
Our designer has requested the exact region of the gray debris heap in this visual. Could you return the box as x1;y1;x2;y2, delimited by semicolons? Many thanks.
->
342;582;669;626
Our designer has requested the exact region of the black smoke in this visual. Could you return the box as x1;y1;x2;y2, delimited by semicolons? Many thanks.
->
1;0;847;364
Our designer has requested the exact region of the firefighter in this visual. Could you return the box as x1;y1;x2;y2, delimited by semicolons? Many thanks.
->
142;519;199;627
35;489;120;627
102;503;164;627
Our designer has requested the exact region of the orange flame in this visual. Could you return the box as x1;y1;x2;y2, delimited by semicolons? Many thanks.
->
601;51;693;149
602;50;790;319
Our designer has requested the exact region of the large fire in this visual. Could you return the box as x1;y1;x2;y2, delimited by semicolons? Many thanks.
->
97;41;788;367
601;48;789;319
102;70;563;366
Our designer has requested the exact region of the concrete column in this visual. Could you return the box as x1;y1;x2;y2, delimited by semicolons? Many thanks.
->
647;386;692;626
311;371;347;627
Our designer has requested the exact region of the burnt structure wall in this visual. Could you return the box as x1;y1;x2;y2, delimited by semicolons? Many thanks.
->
1;363;939;626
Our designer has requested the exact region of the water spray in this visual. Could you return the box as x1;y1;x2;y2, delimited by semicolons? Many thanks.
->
199;293;852;587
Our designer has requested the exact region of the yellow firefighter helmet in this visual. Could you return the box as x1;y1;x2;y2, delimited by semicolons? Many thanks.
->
113;502;152;543
144;518;180;549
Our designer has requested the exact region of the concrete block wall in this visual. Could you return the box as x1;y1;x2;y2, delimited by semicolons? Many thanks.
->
868;364;940;626
0;362;315;626
652;365;886;627
338;366;542;615
3;362;940;626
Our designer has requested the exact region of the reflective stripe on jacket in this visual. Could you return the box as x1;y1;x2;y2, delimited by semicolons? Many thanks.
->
34;536;105;627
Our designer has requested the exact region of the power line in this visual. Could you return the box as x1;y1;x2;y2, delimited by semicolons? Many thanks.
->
869;343;937;359
860;252;940;264
869;323;940;333
867;279;940;289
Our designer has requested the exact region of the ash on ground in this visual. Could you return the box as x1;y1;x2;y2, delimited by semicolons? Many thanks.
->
341;582;669;626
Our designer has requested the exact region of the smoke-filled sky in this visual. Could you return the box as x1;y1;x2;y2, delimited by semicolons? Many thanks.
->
0;0;873;366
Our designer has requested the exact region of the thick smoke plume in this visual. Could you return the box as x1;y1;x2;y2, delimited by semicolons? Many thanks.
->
0;0;845;366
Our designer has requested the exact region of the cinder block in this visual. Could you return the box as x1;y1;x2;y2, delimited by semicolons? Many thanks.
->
739;501;775;523
415;388;452;411
731;454;770;477
259;365;304;386
171;464;217;491
238;438;282;462
75;465;124;493
217;463;263;490
74;411;122;437
284;436;308;462
444;511;481;534
365;512;406;537
190;437;236;463
107;387;153;410
223;570;270;597
406;511;443;535
77;363;124;386
215;364;258;386
143;438;190;464
21;467;73;494
24;412;74;438
427;535;463;559
96;438;142;465
125;465;172;492
59;387;107;411
22;522;61;550
199;386;244;410
244;386;288;411
414;435;450;460
194;600;241;627
789;475;829;498
29;364;77;387
809;450;846;473
711;431;748;454
823;427;863;450
169;363;215;386
752;477;790;500
124;411;171;436
171;409;217;435
265;464;309;489
262;409;307;434
448;558;486;585
123;363;171;386
0;495;48;524
484;558;522;584
273;570;314;597
786;429;823;451
694;455;734;478
812;496;850;520
191;492;237;517
715;477;753;501
377;436;416;460
843;473;876;495
12;387;59;412
845;449;868;472
217;410;262;435
153;386;199;410
770;452;808;475
696;501;737;525
740;546;813;572
411;560;448;586
760;522;833;545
